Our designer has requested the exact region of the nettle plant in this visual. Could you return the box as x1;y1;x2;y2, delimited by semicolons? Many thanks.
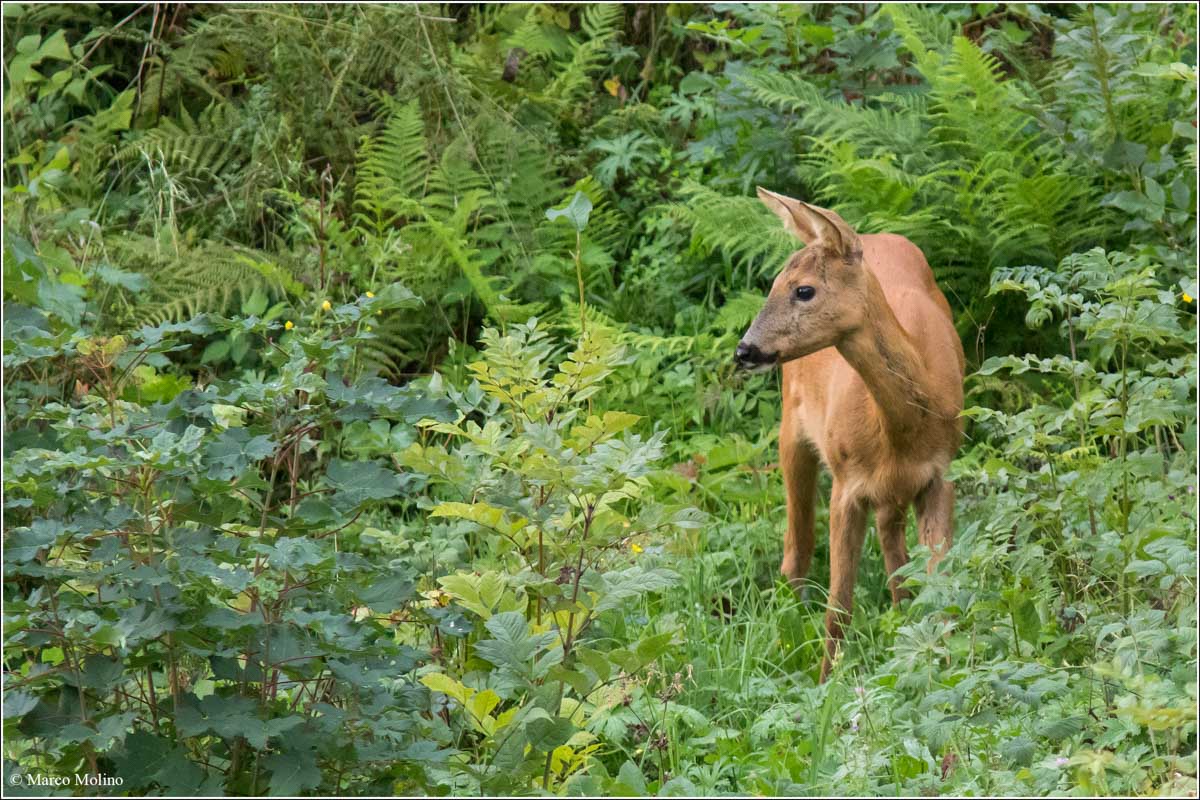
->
3;285;466;794
396;319;706;795
871;247;1197;796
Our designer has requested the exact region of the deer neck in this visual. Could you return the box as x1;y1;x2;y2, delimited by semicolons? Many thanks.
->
835;272;935;445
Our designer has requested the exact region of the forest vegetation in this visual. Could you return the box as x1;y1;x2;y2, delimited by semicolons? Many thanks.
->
2;3;1197;795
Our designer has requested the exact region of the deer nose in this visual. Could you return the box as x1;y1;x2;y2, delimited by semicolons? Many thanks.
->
734;340;766;368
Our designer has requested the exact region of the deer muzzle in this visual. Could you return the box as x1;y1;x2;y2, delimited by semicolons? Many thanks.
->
734;340;776;371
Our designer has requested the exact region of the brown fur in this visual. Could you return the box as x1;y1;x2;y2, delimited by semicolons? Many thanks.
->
741;189;965;682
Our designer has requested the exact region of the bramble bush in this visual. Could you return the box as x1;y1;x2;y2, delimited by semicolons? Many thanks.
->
4;279;453;794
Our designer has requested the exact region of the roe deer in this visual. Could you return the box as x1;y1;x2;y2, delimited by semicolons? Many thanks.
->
734;188;964;682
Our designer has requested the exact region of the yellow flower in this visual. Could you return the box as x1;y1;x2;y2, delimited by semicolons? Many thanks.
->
423;588;451;607
630;542;644;554
284;320;294;330
321;300;332;311
366;291;375;298
1185;293;1194;304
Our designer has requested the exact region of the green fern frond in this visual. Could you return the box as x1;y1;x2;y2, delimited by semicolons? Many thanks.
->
505;6;572;62
887;4;948;77
139;21;226;117
579;3;622;40
423;194;540;326
541;4;623;106
742;72;931;170
353;98;429;234
100;234;303;327
117;103;243;179
357;315;421;378
740;69;838;116
713;291;766;334
668;183;797;277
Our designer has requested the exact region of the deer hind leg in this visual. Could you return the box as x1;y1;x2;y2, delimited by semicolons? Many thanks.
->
914;477;955;571
779;424;819;594
820;482;867;683
874;502;910;607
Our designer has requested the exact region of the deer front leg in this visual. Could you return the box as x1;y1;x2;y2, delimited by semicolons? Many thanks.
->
914;477;955;570
874;503;910;607
820;483;867;682
779;423;819;594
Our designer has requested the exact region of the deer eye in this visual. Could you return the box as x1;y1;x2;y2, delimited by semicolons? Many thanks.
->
793;285;816;302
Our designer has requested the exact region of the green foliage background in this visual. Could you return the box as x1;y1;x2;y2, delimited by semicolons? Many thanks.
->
3;3;1197;796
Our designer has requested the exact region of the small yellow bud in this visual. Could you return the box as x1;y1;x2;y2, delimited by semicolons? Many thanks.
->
1185;293;1194;304
630;542;644;554
377;310;382;316
321;300;332;311
284;320;294;330
366;291;375;298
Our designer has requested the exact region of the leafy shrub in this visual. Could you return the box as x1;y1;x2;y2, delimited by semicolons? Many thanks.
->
398;319;706;794
4;286;461;794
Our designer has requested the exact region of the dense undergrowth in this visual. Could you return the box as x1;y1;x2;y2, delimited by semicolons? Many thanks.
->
3;3;1197;796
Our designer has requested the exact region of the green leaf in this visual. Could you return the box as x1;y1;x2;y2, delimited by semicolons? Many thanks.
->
175;695;302;750
1144;177;1166;208
1125;559;1166;578
266;749;322;795
268;536;328;570
95;264;148;292
420;672;470;704
150;750;208;796
92;712;137;749
36;278;85;326
438;571;512;620
230;331;250;364
112;731;175;789
325;458;405;508
355;574;415;613
473;611;558;673
6;519;63;562
465;689;501;725
430;501;528;537
999;735;1036;767
545;191;592;232
80;655;124;689
800;24;835;47
243;287;269;317
374;281;422;309
201;338;230;364
35;29;71;62
1013;598;1041;647
525;712;575;751
1036;715;1085;741
591;566;679;614
204;428;276;480
615;760;647;796
1;690;39;719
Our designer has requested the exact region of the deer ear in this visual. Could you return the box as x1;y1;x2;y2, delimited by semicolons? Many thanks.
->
756;187;861;260
757;187;820;242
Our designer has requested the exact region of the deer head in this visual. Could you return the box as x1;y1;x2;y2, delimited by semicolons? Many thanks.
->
734;188;866;372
